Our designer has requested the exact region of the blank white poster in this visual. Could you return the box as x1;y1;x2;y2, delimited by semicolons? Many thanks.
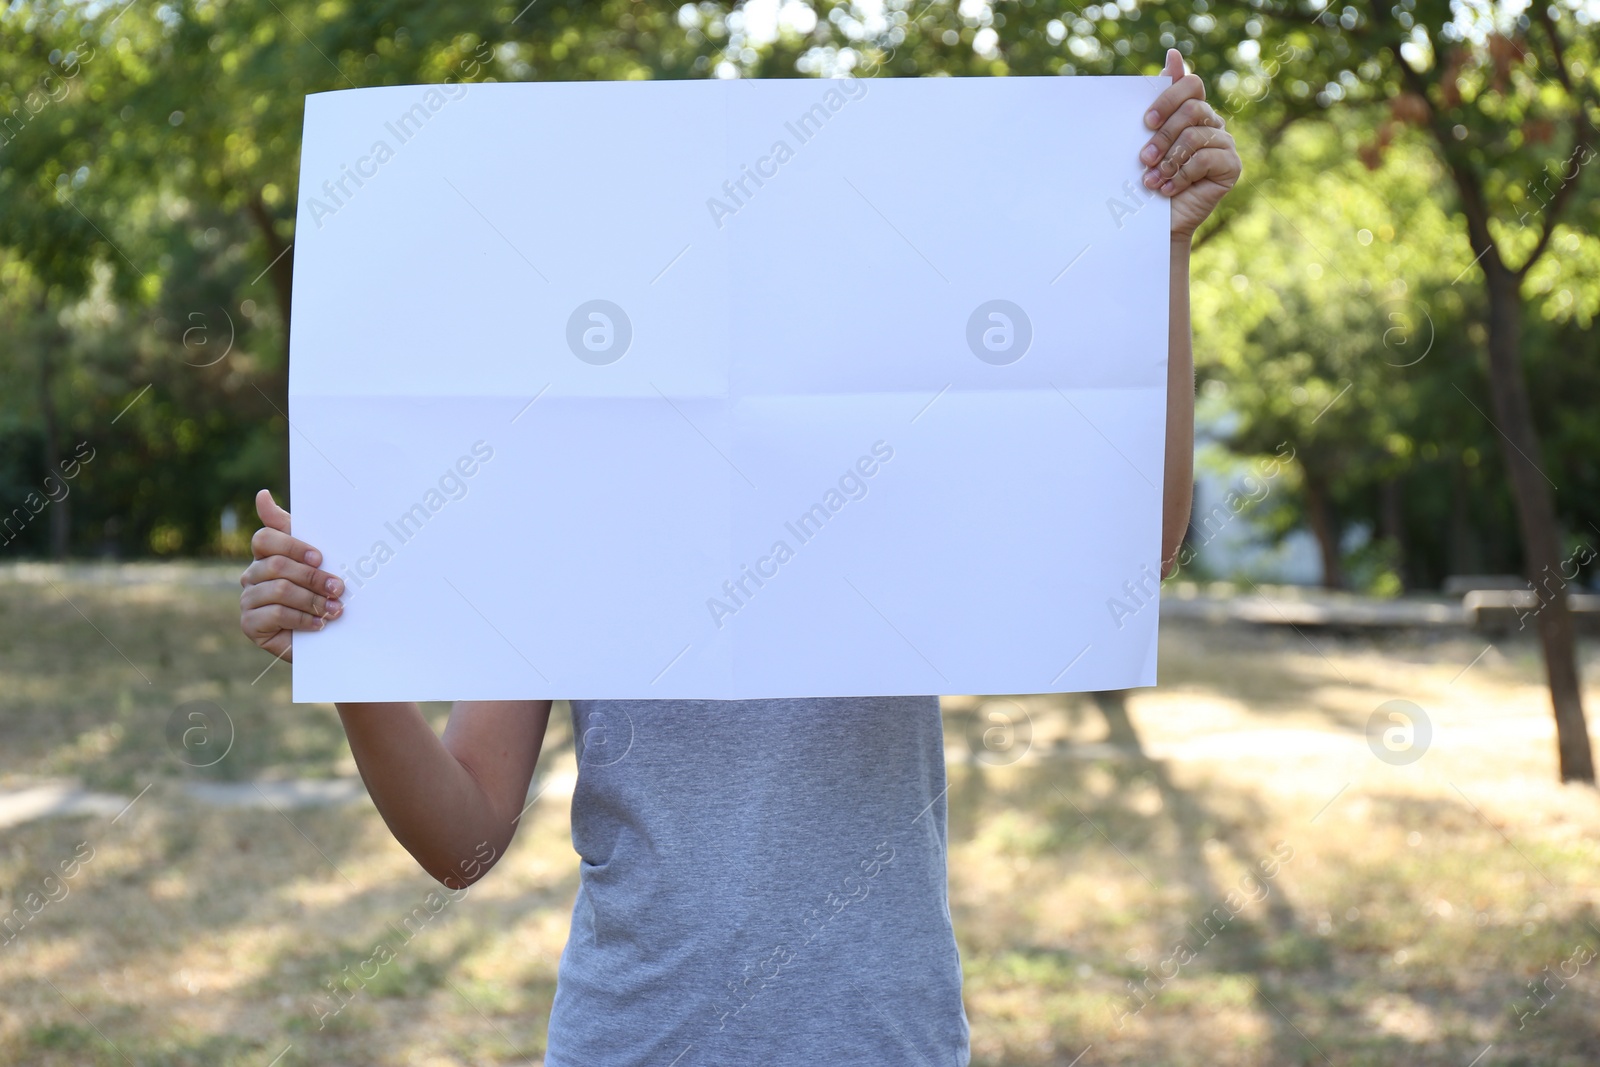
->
287;74;1171;702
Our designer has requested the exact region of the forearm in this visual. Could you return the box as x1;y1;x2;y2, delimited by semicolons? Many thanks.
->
335;700;525;887
1162;234;1196;577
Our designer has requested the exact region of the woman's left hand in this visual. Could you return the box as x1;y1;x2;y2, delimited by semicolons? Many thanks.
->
1139;48;1242;241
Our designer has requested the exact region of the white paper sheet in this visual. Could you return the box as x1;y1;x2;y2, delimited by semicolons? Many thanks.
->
288;75;1171;702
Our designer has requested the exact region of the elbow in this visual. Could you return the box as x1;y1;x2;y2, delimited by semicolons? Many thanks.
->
429;865;485;892
422;839;504;890
1161;510;1192;582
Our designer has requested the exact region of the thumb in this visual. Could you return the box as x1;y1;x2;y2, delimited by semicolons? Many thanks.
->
1164;47;1186;82
256;488;292;535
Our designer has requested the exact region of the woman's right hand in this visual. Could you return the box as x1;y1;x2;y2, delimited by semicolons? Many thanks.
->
240;489;344;662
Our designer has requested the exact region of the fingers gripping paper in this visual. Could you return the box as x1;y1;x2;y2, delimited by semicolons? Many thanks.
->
288;75;1171;702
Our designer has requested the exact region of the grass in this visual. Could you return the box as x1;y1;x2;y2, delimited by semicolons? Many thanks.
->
2;563;1599;1065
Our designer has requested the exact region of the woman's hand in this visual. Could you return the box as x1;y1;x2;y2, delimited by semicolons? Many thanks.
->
1140;48;1242;241
239;489;344;662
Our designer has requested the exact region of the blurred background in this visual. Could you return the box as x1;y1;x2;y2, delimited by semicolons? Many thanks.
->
2;1;1598;1064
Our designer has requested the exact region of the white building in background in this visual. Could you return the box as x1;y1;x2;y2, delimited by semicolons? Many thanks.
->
1185;403;1323;585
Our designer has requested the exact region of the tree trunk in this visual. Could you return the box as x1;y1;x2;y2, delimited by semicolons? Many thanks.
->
246;190;294;411
1303;469;1343;589
1380;476;1407;590
1446;463;1477;578
1482;262;1594;783
247;190;293;336
246;189;294;488
38;309;69;558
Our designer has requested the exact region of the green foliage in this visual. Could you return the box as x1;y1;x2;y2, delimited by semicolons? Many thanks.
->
0;0;1594;585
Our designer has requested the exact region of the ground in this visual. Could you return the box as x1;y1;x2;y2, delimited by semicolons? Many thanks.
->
2;563;1598;1066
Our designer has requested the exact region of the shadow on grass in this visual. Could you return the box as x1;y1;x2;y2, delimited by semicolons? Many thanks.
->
0;795;572;1067
4;582;351;792
938;690;1600;1067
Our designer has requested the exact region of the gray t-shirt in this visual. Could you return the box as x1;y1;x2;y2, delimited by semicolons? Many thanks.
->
544;696;970;1066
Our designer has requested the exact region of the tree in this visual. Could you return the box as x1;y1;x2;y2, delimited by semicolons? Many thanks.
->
1254;0;1598;782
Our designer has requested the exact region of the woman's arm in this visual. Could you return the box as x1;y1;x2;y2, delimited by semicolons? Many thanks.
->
240;489;550;888
336;698;552;887
1163;235;1195;577
1137;48;1242;577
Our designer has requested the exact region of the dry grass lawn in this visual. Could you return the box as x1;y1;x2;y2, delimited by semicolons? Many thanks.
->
2;565;1598;1065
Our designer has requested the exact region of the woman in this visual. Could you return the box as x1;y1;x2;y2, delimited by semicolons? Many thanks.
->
240;48;1239;1066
